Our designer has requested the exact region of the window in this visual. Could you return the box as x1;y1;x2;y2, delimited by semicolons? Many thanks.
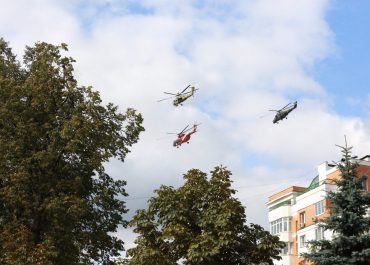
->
290;243;293;254
282;242;289;254
315;200;325;216
300;235;306;248
315;226;324;240
300;212;306;224
270;217;292;235
362;179;368;192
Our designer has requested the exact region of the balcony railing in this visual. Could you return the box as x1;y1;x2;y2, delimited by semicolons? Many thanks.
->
296;179;326;197
269;200;296;212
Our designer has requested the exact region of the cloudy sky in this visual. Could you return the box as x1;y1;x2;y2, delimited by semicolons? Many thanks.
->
1;0;370;257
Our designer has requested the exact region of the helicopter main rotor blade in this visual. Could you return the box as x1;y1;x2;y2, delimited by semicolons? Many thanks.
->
260;113;275;118
166;133;178;134
180;125;189;134
180;85;191;94
182;123;201;133
157;95;178;102
281;105;293;110
279;102;293;111
182;127;194;134
164;92;178;96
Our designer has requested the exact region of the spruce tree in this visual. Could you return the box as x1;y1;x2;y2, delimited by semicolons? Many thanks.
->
302;138;370;264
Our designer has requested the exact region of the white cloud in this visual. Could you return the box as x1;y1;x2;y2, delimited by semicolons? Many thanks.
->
2;0;370;258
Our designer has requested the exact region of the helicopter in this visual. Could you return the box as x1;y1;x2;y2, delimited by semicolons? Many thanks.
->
260;101;298;124
164;123;200;148
157;85;199;106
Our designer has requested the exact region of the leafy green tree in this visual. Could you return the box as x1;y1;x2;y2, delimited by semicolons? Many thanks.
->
302;138;370;265
126;166;284;265
0;38;144;264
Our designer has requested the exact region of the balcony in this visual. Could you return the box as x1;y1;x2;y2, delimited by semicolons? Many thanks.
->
269;200;296;212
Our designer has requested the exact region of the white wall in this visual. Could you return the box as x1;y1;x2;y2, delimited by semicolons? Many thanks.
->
292;184;337;214
269;205;293;222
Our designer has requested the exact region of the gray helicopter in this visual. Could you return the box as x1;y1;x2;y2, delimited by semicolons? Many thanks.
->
261;101;298;124
157;85;199;106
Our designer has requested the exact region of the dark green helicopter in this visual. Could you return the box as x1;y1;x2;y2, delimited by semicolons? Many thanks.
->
261;101;298;124
157;85;199;106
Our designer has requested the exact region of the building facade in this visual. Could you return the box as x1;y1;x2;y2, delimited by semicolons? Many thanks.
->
265;155;370;265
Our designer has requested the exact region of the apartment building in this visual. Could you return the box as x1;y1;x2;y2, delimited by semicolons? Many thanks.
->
265;155;370;265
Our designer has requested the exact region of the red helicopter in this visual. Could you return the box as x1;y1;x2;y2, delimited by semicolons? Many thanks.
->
165;123;200;148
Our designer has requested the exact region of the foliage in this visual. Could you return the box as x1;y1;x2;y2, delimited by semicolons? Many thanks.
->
0;38;144;264
126;166;284;265
113;258;131;264
302;138;370;265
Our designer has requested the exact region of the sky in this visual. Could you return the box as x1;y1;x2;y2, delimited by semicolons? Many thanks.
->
1;0;370;259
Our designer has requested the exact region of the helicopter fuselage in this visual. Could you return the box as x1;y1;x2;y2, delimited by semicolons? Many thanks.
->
173;87;195;106
173;125;197;147
273;102;297;123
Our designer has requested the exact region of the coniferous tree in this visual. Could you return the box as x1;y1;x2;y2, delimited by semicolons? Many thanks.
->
302;138;370;265
0;39;144;264
126;166;284;265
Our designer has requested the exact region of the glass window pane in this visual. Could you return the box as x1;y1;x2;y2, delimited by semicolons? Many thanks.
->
284;242;288;254
284;219;287;231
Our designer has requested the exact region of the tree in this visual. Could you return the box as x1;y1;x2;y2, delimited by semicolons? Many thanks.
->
126;166;284;265
0;38;145;264
302;138;370;264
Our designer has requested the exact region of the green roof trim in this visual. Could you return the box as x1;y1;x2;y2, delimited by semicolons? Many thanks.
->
297;175;325;197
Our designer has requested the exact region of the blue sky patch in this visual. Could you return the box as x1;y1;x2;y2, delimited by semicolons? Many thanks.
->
76;1;154;31
315;1;370;118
